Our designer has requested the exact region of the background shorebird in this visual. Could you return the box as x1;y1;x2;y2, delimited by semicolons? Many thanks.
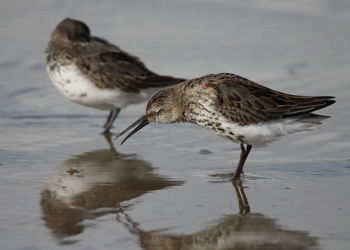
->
45;18;185;133
116;73;335;179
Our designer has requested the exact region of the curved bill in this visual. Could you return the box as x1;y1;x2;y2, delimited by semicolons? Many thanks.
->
115;115;149;145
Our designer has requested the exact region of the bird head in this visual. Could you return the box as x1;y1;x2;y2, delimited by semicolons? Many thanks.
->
50;18;90;42
116;87;184;145
146;88;183;124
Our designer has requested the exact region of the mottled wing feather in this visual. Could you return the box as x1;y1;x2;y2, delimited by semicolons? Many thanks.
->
213;74;335;125
76;43;185;92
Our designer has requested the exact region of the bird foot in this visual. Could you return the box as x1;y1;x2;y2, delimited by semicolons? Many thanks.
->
233;171;244;180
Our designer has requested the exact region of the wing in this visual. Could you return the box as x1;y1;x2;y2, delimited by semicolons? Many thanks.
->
76;42;185;92
213;74;335;125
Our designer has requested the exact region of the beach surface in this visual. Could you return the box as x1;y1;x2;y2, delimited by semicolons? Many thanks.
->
0;0;350;249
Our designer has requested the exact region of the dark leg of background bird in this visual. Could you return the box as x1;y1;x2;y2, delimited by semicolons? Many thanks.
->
232;179;250;215
233;143;252;180
103;108;120;134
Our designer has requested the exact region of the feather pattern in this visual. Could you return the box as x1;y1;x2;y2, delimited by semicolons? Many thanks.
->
46;29;184;93
184;73;335;126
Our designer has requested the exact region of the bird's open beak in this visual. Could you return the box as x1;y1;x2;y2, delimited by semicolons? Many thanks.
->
115;115;149;145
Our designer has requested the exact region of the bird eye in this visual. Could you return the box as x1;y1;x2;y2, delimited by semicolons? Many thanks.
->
156;109;164;115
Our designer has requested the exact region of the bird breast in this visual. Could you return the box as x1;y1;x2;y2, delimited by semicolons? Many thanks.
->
46;63;147;110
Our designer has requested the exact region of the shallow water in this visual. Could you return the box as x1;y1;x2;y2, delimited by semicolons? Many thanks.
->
1;0;350;249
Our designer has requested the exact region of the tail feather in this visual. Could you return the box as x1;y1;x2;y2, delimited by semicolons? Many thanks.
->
282;97;335;118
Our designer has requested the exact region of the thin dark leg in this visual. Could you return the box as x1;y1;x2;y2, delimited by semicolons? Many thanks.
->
104;111;114;127
233;143;252;180
103;108;120;134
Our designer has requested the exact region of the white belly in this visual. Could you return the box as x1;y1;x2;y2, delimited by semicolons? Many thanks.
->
214;118;319;147
197;100;321;147
46;63;148;110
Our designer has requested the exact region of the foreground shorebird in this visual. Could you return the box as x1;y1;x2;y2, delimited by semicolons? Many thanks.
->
45;18;185;133
116;73;335;179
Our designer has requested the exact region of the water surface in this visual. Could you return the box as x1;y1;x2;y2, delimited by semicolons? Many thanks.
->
1;0;350;249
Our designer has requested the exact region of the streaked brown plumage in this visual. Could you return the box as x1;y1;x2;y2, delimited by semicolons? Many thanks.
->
189;73;334;125
45;18;185;133
116;73;335;179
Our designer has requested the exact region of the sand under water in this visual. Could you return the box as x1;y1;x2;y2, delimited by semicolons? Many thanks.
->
1;0;350;249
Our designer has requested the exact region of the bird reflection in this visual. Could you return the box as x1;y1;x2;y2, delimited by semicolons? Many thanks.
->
116;180;319;250
40;133;183;243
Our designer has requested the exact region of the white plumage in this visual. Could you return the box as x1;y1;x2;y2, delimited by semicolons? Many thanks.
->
46;63;149;110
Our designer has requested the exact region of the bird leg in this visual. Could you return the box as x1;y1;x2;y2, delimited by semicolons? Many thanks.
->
233;143;252;180
103;108;120;134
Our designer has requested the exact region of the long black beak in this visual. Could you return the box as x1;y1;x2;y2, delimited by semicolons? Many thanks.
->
115;115;149;145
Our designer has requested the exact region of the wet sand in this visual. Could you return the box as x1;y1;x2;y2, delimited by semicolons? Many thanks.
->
1;0;350;249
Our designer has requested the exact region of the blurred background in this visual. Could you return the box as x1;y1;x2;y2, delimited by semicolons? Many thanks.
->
0;0;349;250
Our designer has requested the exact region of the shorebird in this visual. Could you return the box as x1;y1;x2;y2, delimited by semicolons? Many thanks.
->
45;18;185;133
116;73;335;179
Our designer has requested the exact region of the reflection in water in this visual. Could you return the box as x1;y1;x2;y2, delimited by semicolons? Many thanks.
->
41;133;319;249
40;134;183;243
118;181;319;250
